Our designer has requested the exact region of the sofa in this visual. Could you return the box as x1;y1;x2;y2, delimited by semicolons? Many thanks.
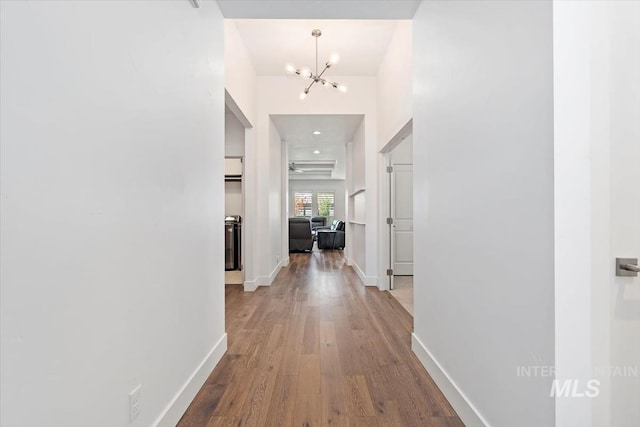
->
310;216;326;232
316;220;345;250
289;217;314;252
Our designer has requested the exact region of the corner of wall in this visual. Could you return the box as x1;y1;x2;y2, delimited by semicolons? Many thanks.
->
411;334;488;427
153;333;228;427
351;261;378;287
244;279;258;292
255;256;287;288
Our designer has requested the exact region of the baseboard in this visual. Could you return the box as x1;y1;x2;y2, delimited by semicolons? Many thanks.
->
244;279;258;292
282;256;290;267
351;262;378;287
411;334;488;427
154;333;227;427
256;258;286;287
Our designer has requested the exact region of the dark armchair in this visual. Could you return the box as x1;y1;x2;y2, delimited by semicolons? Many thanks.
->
310;216;326;231
289;217;314;252
316;220;345;250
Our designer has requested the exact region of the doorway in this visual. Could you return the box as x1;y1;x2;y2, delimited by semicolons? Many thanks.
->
224;99;249;286
387;133;413;315
380;120;413;313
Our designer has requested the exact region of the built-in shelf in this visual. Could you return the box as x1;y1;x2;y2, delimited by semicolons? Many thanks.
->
349;189;366;224
349;188;366;197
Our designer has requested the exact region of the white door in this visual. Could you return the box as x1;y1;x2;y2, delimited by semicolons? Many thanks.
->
392;164;413;275
390;133;413;277
608;3;640;424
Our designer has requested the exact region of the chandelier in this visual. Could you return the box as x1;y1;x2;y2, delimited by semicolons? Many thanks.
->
285;29;347;100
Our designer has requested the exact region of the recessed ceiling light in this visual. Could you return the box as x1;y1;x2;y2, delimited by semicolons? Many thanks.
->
313;131;321;135
313;150;321;154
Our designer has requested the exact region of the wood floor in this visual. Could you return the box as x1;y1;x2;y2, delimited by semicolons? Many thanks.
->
178;251;463;427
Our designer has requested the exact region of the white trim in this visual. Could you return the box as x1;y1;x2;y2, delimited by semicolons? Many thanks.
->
153;333;228;427
411;333;489;427
282;256;290;267
351;262;378;287
256;276;270;286
243;279;258;292
256;257;286;287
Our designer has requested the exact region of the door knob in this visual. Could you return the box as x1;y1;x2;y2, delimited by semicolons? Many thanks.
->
616;258;639;277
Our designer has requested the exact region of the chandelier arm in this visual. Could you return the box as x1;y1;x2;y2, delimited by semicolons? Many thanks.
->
305;79;316;92
317;65;330;79
289;29;344;98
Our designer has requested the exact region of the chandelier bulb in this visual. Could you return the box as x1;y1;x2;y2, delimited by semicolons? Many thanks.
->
300;68;311;79
300;91;307;100
285;64;296;74
338;85;348;93
329;53;340;65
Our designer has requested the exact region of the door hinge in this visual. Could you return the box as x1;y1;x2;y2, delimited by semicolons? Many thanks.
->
386;217;393;225
386;269;394;276
386;166;393;173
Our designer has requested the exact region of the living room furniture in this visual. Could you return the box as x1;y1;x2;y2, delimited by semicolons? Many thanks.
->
289;217;314;252
310;216;326;240
310;216;326;231
316;220;345;250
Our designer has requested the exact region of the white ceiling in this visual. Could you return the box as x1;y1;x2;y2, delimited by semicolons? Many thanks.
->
233;19;401;76
217;1;421;20
271;114;363;149
272;114;363;179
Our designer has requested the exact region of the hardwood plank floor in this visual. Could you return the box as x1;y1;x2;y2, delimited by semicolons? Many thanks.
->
178;250;464;427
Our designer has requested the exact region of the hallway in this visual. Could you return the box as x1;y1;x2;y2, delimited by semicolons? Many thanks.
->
178;251;463;426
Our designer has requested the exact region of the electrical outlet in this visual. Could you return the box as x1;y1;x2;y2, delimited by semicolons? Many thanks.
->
129;384;141;422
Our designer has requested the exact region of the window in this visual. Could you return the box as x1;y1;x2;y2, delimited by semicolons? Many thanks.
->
294;192;313;217
317;192;335;222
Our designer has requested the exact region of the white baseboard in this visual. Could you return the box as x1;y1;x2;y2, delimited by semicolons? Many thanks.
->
244;279;258;292
351;261;378;287
256;257;286;287
411;334;488;427
153;333;228;427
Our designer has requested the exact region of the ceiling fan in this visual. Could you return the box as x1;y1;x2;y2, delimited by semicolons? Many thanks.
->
288;162;303;173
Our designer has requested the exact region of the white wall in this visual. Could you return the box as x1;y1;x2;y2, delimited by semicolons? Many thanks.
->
376;20;413;290
0;2;226;427
224;20;256;290
224;20;256;126
225;181;243;216
350;119;367;192
391;136;413;165
268;119;283;274
252;75;378;288
225;112;245;157
552;3;596;425
347;119;368;278
288;180;347;222
554;2;640;426
412;2;555;426
377;20;413;149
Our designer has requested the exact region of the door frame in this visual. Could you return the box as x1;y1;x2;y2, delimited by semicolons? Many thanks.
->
379;119;413;291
